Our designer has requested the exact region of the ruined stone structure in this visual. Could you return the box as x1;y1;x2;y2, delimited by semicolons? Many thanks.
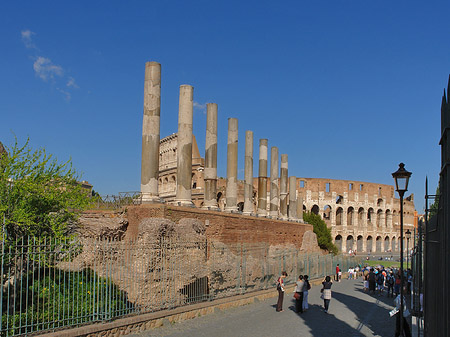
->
139;60;415;255
155;133;415;253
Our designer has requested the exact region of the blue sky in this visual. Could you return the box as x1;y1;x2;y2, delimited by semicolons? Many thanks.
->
1;1;449;212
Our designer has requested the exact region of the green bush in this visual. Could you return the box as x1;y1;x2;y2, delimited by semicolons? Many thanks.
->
303;212;338;255
1;268;131;336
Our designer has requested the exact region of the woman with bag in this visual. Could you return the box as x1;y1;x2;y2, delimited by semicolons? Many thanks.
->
293;275;304;313
302;275;311;311
276;271;288;312
321;276;333;313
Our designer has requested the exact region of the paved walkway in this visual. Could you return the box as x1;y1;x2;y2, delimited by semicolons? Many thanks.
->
130;278;399;337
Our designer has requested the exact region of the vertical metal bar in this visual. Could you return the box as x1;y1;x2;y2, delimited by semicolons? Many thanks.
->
24;237;30;334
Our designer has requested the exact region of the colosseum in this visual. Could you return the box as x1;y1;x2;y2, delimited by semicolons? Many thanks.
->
156;133;416;254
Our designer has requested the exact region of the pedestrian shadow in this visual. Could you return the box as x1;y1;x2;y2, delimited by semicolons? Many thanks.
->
296;303;367;336
353;282;396;307
331;289;395;336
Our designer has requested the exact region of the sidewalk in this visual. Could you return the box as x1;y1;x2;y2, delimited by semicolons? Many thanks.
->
130;278;398;337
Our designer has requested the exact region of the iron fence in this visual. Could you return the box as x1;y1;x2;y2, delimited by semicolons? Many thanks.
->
0;235;361;336
88;192;143;210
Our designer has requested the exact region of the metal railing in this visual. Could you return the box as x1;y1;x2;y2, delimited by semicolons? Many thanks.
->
0;235;361;336
88;192;143;210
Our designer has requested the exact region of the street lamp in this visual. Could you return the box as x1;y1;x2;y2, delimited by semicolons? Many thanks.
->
405;229;411;270
392;163;412;337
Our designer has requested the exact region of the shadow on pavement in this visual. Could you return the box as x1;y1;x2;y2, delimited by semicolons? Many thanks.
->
331;288;395;336
296;303;366;336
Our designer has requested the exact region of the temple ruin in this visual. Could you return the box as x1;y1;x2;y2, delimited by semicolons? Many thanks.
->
140;61;416;254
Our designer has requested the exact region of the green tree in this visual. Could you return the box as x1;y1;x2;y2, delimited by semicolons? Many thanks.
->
303;211;338;255
429;186;439;218
0;138;90;239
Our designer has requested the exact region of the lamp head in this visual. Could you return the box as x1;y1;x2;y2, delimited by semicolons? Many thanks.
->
392;163;412;197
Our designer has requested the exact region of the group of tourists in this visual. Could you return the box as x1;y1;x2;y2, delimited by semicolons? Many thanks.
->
276;272;332;314
361;266;411;298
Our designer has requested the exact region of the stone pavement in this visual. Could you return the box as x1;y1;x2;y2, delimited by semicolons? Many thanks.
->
129;278;400;337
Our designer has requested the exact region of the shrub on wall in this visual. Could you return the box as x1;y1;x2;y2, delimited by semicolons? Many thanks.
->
303;212;338;255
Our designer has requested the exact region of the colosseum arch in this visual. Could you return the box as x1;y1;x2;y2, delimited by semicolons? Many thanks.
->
377;209;383;227
392;210;398;226
335;235;343;252
384;236;390;252
323;205;332;220
367;208;374;226
367;236;373;253
392;237;396;251
347;207;354;226
346;235;354;253
336;195;344;204
336;207;344;226
357;235;363;252
385;209;391;227
376;236;382;252
311;204;319;215
377;198;383;207
358;207;364;226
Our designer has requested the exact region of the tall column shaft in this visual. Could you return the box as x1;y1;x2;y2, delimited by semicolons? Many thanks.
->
225;118;238;212
257;139;268;216
175;85;194;206
141;61;161;202
243;130;254;215
279;154;288;219
203;103;219;209
269;147;279;217
289;176;297;220
297;196;304;222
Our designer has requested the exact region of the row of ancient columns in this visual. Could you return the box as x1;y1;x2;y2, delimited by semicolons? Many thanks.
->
140;61;303;220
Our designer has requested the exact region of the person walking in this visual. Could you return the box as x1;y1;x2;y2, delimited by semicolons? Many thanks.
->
294;275;304;313
302;275;311;311
368;268;376;294
386;271;395;297
336;264;341;282
321;276;333;313
276;271;287;312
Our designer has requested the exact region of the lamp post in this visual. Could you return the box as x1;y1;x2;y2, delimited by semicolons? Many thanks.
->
405;229;411;270
392;163;412;337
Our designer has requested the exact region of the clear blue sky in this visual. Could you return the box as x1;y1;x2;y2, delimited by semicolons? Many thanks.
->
1;1;448;212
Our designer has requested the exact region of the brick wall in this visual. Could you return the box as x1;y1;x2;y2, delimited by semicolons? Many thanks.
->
126;204;313;248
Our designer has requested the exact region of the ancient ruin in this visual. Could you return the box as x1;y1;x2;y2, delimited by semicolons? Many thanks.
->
139;60;416;254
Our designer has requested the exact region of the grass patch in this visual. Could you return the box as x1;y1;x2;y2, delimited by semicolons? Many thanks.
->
366;260;401;268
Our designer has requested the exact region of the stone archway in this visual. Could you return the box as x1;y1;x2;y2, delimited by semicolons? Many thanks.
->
336;207;343;226
311;204;319;215
376;236;382;252
377;209;383;227
392;237;396;251
357;235;363;252
367;236;373;253
347;207;354;226
384;236;390;252
346;235;354;253
358;207;364;226
335;235;343;252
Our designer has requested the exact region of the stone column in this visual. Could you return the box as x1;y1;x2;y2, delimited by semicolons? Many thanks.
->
297;196;304;222
279;154;288;220
175;85;194;206
289;176;297;220
225;118;238;212
269;147;279;217
242;131;254;215
203;103;219;210
257;139;268;216
141;61;161;203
